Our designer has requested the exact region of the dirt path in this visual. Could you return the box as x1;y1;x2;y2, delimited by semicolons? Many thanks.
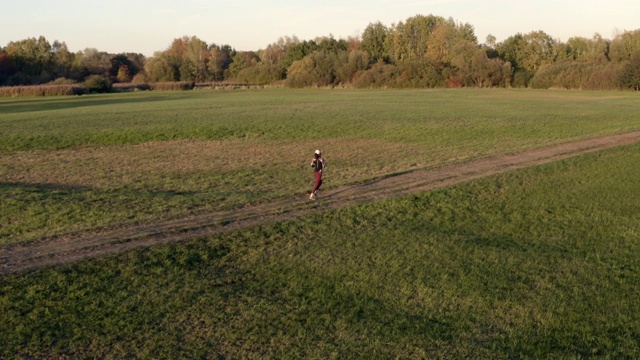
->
2;131;640;274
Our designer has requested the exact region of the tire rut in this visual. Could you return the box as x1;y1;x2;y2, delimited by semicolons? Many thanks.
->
2;131;640;274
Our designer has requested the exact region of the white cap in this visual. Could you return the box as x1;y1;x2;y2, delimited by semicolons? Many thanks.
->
315;149;322;155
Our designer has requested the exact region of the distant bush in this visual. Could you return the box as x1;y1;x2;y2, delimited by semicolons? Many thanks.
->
84;75;112;93
235;64;285;85
352;61;398;88
49;77;77;85
619;53;640;91
0;84;88;97
391;60;445;88
530;62;626;90
6;72;33;86
149;81;195;91
131;73;147;84
530;63;591;89
512;70;532;88
583;63;624;90
285;52;341;88
193;82;255;90
112;83;151;92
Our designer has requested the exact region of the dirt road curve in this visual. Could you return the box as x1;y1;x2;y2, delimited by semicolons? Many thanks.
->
2;131;640;274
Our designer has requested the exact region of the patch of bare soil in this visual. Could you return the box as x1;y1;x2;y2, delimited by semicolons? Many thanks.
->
2;131;640;274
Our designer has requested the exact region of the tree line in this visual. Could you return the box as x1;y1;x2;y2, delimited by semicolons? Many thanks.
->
1;14;640;91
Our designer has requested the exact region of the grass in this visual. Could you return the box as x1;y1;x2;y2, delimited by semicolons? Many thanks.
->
1;88;639;246
1;142;639;358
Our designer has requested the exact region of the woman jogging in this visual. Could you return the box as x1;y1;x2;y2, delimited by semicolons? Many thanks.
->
309;149;326;200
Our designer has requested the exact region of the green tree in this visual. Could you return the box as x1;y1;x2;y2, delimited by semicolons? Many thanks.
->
496;33;524;69
51;40;74;79
5;36;55;82
566;34;609;64
496;31;557;87
519;31;557;74
361;22;391;63
208;44;233;81
315;35;348;54
609;29;640;62
144;52;176;82
74;48;111;77
236;63;283;85
84;74;111;92
229;51;259;79
336;49;370;84
283;40;317;69
285;51;339;87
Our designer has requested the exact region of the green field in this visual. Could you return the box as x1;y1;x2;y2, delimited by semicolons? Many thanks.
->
1;89;640;358
2;142;640;358
1;88;639;245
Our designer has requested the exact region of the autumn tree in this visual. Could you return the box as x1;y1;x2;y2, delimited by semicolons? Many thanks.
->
180;36;210;82
110;54;140;82
259;37;291;70
450;41;510;87
253;36;299;82
388;15;443;62
163;36;190;81
143;36;227;82
424;18;476;65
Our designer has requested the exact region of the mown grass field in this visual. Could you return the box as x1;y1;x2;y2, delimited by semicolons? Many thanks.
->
1;141;640;358
1;89;640;358
1;88;639;245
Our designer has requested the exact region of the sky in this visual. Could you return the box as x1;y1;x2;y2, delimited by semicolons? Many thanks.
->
1;0;638;57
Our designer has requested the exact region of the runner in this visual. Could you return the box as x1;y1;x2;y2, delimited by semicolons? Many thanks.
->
309;149;326;200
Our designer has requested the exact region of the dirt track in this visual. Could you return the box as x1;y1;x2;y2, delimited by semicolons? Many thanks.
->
2;131;640;274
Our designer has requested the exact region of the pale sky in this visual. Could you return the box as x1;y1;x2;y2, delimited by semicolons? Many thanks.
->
1;0;638;56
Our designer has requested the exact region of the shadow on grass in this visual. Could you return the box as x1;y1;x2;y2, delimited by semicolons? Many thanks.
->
1;181;94;192
322;168;419;199
0;93;188;115
0;182;199;198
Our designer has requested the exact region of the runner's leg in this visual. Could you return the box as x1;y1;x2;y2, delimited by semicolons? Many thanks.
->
312;172;323;193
